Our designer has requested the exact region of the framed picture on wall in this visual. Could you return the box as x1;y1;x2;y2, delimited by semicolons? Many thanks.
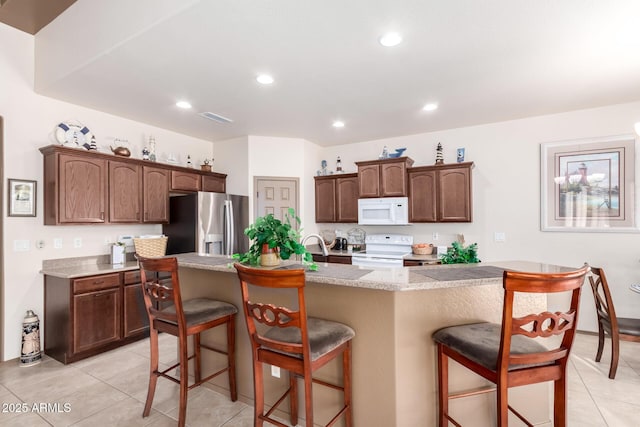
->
540;134;638;232
8;178;37;217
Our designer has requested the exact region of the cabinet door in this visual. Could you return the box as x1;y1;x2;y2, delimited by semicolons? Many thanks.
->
327;255;352;264
124;283;149;338
336;176;358;222
380;162;408;196
171;171;201;192
73;287;121;354
408;170;437;222
58;154;107;223
438;166;472;222
358;164;380;198
143;166;170;223
202;175;226;193
109;161;142;223
315;178;336;222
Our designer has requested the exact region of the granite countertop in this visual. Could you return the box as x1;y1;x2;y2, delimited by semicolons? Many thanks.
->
174;253;575;292
41;254;140;279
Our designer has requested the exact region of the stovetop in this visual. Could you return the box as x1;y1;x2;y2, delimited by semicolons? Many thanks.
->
351;234;413;259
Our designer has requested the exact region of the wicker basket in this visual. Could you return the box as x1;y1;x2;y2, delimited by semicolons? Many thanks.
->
133;236;168;258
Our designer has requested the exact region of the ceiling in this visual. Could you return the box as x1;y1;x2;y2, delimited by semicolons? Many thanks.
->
10;1;640;146
0;0;75;35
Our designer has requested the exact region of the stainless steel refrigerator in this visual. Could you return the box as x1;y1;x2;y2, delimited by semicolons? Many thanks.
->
162;192;249;256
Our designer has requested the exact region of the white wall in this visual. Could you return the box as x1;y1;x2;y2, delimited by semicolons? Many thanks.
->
212;136;249;196
0;23;215;360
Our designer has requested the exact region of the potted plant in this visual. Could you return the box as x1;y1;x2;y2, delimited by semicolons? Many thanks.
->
440;242;480;264
233;208;317;270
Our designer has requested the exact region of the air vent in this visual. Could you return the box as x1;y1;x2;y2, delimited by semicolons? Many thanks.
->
199;112;234;124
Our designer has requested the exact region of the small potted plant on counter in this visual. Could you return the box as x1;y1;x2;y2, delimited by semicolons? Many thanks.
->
233;208;317;270
440;241;480;264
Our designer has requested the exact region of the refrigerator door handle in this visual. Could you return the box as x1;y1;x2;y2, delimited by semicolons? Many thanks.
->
224;200;234;256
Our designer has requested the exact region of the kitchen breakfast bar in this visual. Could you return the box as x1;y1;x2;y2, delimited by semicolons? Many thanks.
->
175;254;569;427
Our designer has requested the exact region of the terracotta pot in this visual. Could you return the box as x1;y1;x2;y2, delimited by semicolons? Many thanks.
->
259;243;280;267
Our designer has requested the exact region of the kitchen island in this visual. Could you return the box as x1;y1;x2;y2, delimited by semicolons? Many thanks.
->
175;254;571;427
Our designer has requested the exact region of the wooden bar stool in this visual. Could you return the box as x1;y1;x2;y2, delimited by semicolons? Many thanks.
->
588;267;640;379
234;263;355;427
432;264;589;426
138;256;238;427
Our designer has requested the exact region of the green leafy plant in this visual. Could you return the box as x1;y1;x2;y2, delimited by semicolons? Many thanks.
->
440;242;480;264
232;208;317;271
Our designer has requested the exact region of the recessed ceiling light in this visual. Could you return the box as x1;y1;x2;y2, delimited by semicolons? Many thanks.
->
379;32;402;47
176;101;192;109
256;74;274;85
422;103;439;112
332;120;345;128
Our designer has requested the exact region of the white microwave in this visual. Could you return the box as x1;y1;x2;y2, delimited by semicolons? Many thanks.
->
358;197;409;225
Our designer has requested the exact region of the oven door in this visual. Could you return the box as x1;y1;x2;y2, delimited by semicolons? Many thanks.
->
351;256;404;268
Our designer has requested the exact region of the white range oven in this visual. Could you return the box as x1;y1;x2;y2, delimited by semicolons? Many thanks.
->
351;234;413;268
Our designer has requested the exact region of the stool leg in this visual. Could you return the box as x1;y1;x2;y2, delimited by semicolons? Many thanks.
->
436;344;448;427
143;328;160;417
178;334;189;427
553;370;567;427
194;333;202;383
289;372;298;426
595;324;605;362
253;358;265;426
343;342;353;427
227;316;237;401
609;331;620;379
304;369;313;427
496;380;508;427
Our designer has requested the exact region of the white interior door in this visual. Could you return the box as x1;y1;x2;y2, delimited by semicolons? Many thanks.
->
254;177;299;222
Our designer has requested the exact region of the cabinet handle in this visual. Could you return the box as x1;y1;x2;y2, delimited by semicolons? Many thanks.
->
93;280;105;284
94;292;111;297
101;212;104;220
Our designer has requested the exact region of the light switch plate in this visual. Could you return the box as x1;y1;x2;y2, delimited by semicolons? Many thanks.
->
14;240;29;252
54;238;63;249
494;232;506;242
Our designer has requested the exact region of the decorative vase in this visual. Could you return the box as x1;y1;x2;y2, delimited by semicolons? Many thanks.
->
259;243;280;267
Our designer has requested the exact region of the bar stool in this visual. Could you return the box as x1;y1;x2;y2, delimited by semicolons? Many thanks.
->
432;264;589;426
588;267;640;379
234;263;355;427
138;256;238;427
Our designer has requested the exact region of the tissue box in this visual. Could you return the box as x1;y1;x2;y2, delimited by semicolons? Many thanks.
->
111;244;126;265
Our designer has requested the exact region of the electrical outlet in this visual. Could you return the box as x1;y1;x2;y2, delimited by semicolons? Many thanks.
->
104;236;114;245
36;240;45;249
432;232;439;240
54;238;63;249
73;237;82;248
271;365;281;378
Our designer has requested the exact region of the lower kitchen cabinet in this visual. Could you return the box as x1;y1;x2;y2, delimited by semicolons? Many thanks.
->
123;270;150;338
44;270;150;364
312;254;352;264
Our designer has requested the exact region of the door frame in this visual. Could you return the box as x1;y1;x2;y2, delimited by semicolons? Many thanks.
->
1;116;4;360
253;176;300;223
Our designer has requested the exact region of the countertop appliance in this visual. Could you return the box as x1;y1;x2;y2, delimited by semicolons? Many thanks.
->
358;197;409;225
162;192;249;256
351;233;413;268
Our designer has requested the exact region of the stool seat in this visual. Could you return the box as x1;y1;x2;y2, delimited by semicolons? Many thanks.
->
162;298;238;327
433;322;551;371
265;317;355;361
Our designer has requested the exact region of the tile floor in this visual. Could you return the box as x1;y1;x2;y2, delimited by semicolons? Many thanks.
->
0;332;638;426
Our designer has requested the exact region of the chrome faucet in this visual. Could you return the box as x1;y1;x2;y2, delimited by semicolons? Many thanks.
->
301;233;329;256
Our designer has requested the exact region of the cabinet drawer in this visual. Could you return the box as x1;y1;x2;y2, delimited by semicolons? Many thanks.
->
123;270;141;285
73;273;120;294
327;255;352;264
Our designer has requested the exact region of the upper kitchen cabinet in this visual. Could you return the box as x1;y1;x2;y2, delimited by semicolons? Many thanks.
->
356;157;414;198
40;145;226;225
142;166;170;223
42;148;107;224
314;173;358;223
408;162;473;222
109;161;142;223
171;170;201;192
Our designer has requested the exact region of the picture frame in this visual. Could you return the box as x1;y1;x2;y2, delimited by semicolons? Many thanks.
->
8;178;37;217
540;135;638;232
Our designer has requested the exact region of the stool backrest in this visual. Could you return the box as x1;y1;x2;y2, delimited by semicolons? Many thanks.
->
138;256;185;332
498;264;590;372
588;267;618;332
234;263;309;359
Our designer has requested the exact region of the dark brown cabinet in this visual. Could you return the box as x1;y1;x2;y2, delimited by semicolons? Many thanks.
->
123;270;150;338
109;161;142;223
202;174;226;193
44;270;151;364
44;152;107;224
314;173;358;223
312;254;352;264
356;157;414;198
40;145;227;225
142;166;170;223
171;170;201;192
408;162;473;223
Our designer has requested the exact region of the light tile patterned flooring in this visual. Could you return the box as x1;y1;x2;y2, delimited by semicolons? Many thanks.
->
0;332;638;426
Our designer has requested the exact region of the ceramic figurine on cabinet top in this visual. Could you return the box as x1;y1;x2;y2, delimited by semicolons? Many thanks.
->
457;148;465;163
435;143;444;164
142;147;150;160
186;155;193;168
148;135;156;161
336;156;343;172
